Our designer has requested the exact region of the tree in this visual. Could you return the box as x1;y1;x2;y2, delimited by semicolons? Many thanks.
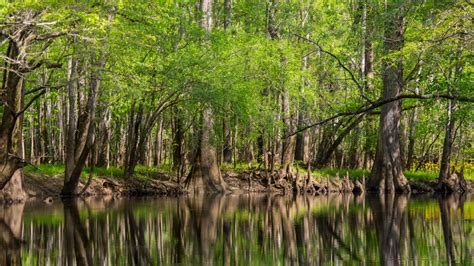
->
0;8;64;201
185;0;227;193
62;9;114;195
367;2;410;193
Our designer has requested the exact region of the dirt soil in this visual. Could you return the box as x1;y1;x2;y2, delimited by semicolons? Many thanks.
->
22;170;474;202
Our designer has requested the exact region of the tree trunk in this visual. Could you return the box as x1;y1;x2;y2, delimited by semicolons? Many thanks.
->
186;0;227;192
348;125;361;169
65;56;78;181
173;115;184;171
62;53;101;195
439;31;464;190
406;82;419;170
224;0;232;29
0;41;27;202
97;104;111;167
222;118;233;164
367;3;410;193
124;102;142;178
186;109;227;192
295;53;309;163
280;89;295;176
155;116;163;166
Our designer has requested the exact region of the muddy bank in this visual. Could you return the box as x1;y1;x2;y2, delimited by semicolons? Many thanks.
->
20;170;474;202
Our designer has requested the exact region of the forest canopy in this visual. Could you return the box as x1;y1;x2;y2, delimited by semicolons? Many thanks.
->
0;0;473;199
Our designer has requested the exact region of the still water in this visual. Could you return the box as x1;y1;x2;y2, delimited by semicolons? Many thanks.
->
0;193;472;265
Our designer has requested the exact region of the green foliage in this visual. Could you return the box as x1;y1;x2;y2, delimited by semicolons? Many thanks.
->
4;0;473;184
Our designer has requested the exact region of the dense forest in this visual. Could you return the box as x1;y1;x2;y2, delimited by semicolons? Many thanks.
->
0;0;473;201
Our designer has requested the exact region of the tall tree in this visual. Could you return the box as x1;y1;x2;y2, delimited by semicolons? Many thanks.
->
62;49;102;195
0;9;63;201
438;18;467;192
186;0;227;192
367;2;410;193
222;0;233;164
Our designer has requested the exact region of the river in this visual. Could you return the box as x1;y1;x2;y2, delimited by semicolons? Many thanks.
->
1;193;472;265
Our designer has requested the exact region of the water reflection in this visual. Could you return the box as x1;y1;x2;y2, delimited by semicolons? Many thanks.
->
0;193;472;265
0;203;24;265
369;194;407;266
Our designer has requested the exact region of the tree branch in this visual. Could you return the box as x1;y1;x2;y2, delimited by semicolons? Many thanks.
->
288;93;474;137
14;90;46;118
294;33;373;103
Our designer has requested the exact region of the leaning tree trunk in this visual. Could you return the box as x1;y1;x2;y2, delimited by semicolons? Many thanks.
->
0;41;27;202
367;3;410;193
315;115;365;168
62;55;101;195
62;12;114;195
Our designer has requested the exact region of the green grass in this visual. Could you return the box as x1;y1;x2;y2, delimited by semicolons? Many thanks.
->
24;163;174;180
405;170;439;181
23;162;474;181
24;164;65;177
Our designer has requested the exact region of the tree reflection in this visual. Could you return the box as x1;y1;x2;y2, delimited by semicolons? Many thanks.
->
439;193;466;265
369;193;408;266
7;193;473;265
0;203;24;266
62;199;93;266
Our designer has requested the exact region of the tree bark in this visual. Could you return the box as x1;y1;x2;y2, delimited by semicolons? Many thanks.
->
155;116;163;166
224;0;232;30
186;108;227;192
97;103;111;167
173;114;184;171
222;118;233;164
280;88;295;176
295;51;309;163
367;3;410;193
406;84;419;170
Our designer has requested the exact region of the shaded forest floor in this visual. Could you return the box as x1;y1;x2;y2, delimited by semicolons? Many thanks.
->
22;163;474;202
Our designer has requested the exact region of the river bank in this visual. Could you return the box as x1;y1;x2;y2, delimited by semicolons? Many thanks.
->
20;169;474;203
